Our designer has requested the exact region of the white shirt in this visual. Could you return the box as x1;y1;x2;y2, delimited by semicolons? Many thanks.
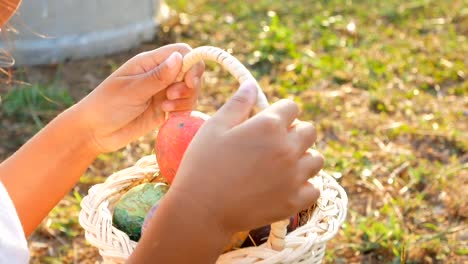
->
0;181;29;263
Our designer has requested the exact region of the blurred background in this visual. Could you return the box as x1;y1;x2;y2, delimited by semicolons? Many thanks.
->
0;0;466;263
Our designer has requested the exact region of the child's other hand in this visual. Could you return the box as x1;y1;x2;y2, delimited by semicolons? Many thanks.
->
75;43;204;153
169;80;323;235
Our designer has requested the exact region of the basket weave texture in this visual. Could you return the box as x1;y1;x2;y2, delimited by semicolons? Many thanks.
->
78;46;348;264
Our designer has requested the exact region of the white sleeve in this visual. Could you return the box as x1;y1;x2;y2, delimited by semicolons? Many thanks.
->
0;181;30;264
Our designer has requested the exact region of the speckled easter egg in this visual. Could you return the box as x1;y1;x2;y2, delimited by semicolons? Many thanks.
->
241;214;299;248
112;183;169;241
155;111;210;184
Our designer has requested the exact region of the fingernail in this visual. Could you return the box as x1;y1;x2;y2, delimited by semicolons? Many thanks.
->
236;80;257;102
166;52;180;69
238;80;256;95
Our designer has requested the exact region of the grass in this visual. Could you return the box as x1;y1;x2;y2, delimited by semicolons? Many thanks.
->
2;83;74;127
0;0;466;263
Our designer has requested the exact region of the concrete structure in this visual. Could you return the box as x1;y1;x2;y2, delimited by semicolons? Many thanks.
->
1;0;163;65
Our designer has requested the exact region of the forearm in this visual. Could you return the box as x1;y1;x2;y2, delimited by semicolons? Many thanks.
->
128;191;231;264
0;106;99;236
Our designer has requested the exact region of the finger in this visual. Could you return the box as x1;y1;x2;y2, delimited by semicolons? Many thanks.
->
211;80;258;129
133;52;183;98
132;43;192;72
162;98;197;112
112;96;166;145
288;121;317;155
148;43;193;57
184;61;205;90
260;99;299;128
166;82;197;100
297;149;324;182
294;182;321;211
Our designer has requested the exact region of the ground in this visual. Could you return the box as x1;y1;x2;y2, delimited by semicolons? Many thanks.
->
0;0;467;263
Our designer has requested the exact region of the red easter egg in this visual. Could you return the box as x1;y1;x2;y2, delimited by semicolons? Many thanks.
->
155;111;210;184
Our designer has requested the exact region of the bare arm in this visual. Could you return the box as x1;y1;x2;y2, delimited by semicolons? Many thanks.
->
0;107;98;236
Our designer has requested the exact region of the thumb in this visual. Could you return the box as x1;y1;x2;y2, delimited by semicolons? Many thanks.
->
136;52;183;97
212;80;258;128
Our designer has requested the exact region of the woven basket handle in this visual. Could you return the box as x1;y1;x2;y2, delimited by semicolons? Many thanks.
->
175;46;287;251
175;46;269;110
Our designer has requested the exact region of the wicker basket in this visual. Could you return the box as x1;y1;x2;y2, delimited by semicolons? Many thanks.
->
79;46;348;264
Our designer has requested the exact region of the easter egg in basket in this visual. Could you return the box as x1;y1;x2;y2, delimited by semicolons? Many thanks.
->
112;183;169;241
155;111;210;184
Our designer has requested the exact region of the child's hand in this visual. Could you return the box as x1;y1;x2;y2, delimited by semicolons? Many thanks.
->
170;80;323;234
74;43;204;153
131;81;323;263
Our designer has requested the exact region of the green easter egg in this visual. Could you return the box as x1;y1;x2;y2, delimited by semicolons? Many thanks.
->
112;183;169;241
